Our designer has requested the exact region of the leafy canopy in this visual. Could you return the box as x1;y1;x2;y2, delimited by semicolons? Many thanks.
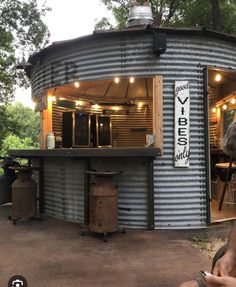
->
4;102;40;147
0;0;50;103
96;0;236;34
0;134;36;157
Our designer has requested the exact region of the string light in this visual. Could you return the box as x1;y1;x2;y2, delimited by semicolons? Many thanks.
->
129;77;135;84
114;77;120;84
215;74;222;82
74;81;80;88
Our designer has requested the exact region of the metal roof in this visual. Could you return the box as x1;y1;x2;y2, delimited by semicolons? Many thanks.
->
28;25;236;65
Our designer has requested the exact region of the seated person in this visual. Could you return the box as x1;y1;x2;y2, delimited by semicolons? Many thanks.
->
179;224;236;286
179;121;236;287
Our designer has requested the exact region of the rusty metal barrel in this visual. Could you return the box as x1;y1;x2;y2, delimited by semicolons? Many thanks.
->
0;157;19;204
10;166;38;222
86;171;120;234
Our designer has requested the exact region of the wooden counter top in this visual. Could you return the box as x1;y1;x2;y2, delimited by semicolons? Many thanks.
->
8;147;161;158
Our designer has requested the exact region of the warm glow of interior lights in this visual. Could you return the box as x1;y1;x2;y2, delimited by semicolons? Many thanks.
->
114;77;120;84
59;97;66;100
92;104;100;110
231;98;236;104
111;106;121;111
74;81;80;88
138;102;144;108
215;73;222;82
76;100;84;106
222;104;227;110
51;96;56;102
212;107;216;113
129;77;135;84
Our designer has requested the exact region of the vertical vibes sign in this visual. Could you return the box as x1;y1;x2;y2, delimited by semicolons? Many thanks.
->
174;81;190;167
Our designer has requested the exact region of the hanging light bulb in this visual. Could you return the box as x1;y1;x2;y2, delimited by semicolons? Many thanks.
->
114;77;120;84
231;98;236;104
129;77;135;84
74;81;80;88
212;107;216;113
215;74;222;82
222;104;227;110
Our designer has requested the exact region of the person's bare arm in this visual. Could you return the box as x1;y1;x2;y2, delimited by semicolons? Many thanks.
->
213;224;236;276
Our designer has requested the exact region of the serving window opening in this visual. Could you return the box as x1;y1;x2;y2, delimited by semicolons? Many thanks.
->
207;67;236;222
39;76;163;151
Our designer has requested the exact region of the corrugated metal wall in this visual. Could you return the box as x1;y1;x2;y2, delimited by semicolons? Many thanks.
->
154;36;236;229
31;31;236;229
52;100;153;147
43;158;85;223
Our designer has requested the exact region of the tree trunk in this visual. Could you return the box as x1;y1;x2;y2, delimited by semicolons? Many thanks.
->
210;0;221;31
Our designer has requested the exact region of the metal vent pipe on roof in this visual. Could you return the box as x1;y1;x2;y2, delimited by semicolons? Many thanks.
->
127;2;153;27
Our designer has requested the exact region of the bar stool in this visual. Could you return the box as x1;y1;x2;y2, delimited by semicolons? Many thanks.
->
8;166;40;224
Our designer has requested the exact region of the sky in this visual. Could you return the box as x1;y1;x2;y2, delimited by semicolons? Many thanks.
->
14;0;114;109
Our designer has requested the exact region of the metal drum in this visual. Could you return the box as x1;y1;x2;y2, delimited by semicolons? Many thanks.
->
0;157;18;204
127;3;153;26
86;171;119;235
11;167;37;223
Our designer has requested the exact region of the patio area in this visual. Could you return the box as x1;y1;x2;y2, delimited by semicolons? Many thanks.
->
0;205;212;287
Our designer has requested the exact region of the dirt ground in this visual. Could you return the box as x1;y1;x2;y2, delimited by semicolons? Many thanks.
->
0;204;211;287
182;220;234;263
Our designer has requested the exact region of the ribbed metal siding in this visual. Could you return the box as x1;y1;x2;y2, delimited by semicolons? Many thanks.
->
43;158;85;222
90;158;150;229
31;35;156;95
52;101;153;147
31;32;236;229
154;36;236;229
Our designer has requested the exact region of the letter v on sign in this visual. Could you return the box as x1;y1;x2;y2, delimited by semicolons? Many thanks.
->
177;97;188;105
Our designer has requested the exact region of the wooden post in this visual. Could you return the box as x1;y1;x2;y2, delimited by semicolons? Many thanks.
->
153;76;163;154
40;91;53;149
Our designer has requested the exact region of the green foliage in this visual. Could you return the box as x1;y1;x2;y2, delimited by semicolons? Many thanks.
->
0;134;36;157
0;105;10;146
171;0;236;33
97;0;236;34
0;0;50;103
5;102;40;145
0;103;39;156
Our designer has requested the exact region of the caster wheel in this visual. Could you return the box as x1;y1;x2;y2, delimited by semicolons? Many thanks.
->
8;215;12;220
